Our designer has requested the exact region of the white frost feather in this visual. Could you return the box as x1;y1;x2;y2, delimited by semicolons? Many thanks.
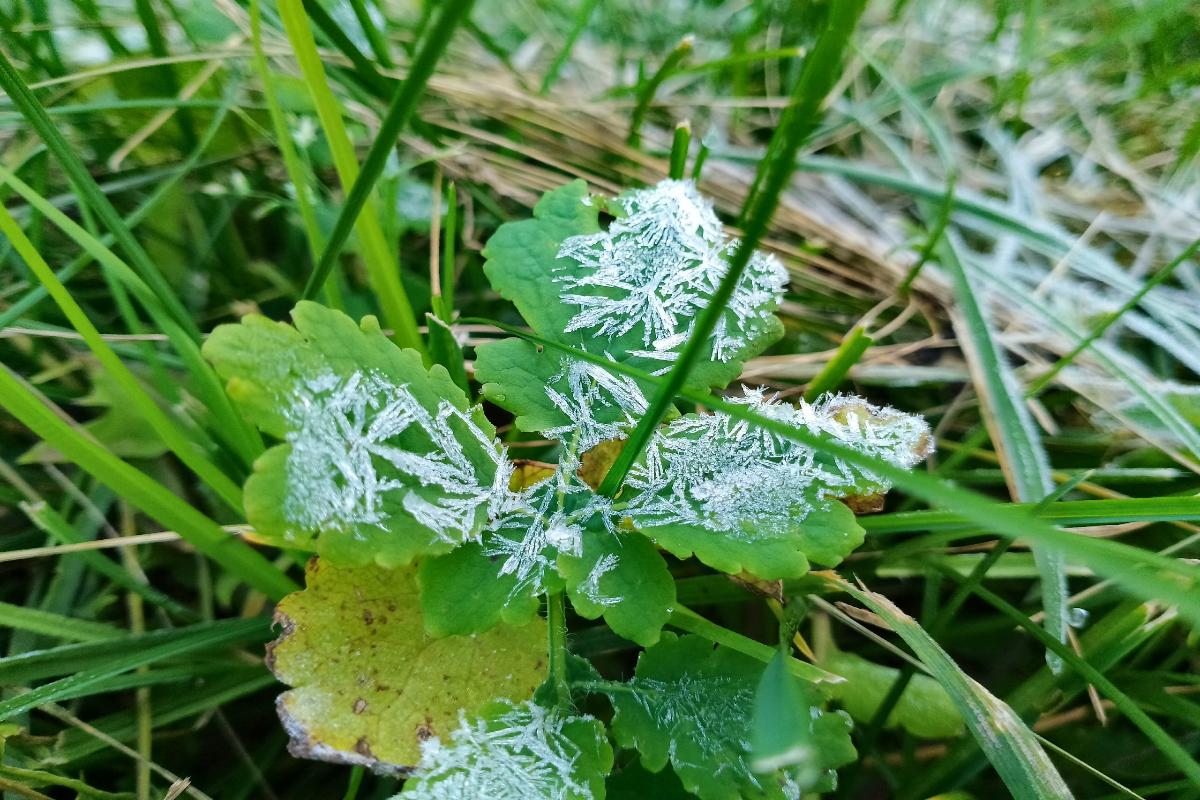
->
400;701;597;800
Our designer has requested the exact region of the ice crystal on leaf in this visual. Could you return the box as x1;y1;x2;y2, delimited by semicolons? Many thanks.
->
543;357;649;466
283;369;513;544
621;389;932;578
607;634;855;800
555;179;788;368
398;700;612;800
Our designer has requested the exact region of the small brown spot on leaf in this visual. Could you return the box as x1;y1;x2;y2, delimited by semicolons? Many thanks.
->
353;698;368;715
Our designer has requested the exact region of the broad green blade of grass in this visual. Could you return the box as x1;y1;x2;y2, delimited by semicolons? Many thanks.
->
470;318;1200;625
0;161;265;473
300;0;475;311
0;48;198;340
597;0;869;498
0;203;244;511
0;366;296;601
0;601;123;643
0;617;270;721
274;0;425;356
940;232;1067;669
835;578;1074;800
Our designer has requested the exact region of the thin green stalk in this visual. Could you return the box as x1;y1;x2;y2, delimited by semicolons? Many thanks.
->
249;0;328;288
299;0;476;342
347;0;394;68
896;171;957;295
668;120;691;180
803;325;872;400
627;36;693;147
0;47;199;340
277;0;425;355
1027;236;1200;395
300;0;393;97
546;591;571;708
0;366;296;601
540;0;600;94
598;0;868;498
668;606;840;684
0;204;244;511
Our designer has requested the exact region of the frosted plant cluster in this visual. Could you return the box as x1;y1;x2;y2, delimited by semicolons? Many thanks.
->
482;468;618;600
400;701;597;800
623;389;932;538
281;370;513;542
554;179;788;369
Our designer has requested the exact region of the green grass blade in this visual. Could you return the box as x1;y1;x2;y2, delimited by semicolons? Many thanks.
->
276;0;425;356
300;0;475;323
20;500;196;620
935;565;1200;787
0;366;296;601
0;601;122;643
0;160;265;473
940;233;1067;667
861;496;1200;533
0;618;269;721
0;47;199;340
0;203;244;510
627;35;693;147
597;0;868;498
835;578;1074;800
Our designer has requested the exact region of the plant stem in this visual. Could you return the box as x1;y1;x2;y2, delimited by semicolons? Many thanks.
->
547;591;571;708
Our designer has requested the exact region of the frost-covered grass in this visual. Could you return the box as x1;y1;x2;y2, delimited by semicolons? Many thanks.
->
1;0;1199;798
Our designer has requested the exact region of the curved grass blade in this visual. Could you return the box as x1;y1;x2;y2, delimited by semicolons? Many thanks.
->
833;578;1073;800
0;47;198;340
0;203;243;511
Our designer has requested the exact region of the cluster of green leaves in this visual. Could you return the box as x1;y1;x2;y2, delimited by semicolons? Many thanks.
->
202;176;945;798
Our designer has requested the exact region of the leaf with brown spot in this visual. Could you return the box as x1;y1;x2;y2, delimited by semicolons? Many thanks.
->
268;558;548;774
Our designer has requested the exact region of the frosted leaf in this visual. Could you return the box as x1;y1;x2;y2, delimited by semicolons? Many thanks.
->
579;553;622;608
625;389;932;537
555;179;788;368
282;369;513;546
398;700;612;800
619;389;932;578
607;634;855;800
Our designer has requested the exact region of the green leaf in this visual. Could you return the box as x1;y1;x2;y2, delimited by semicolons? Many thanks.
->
476;178;786;453
20;369;167;463
823;649;963;739
203;302;510;566
834;579;1073;800
417;542;541;636
559;526;675;647
750;650;821;783
399;699;613;799
607;633;855;800
621;392;931;579
269;558;548;772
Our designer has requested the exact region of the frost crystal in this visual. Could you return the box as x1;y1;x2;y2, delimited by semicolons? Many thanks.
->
401;701;597;800
580;553;622;607
282;370;512;543
624;389;932;537
555;179;787;368
482;468;617;599
543;357;649;462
